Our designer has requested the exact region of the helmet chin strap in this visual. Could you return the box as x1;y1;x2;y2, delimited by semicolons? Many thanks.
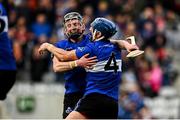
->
92;29;104;41
92;29;97;41
95;36;104;41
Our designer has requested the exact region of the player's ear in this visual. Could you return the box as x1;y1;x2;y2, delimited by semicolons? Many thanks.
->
95;31;104;40
64;27;69;37
63;26;67;34
96;31;102;38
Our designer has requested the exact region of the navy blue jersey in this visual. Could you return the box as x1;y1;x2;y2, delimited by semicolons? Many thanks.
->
0;4;16;70
76;40;122;101
55;34;91;94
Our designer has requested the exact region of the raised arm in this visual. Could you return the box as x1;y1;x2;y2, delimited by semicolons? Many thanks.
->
109;39;139;52
38;42;78;61
39;42;95;62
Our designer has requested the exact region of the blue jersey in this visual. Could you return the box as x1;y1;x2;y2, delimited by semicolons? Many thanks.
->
76;40;122;101
0;4;16;70
55;34;91;94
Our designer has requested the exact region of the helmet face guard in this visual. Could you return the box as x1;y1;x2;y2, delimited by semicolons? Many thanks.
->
66;31;82;40
63;12;84;40
91;18;117;40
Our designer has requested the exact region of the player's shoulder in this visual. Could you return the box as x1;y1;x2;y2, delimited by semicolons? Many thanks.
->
95;39;111;45
83;33;92;41
55;39;68;48
56;39;68;43
95;40;119;50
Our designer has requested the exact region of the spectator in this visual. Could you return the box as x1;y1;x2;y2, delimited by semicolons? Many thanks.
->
31;13;52;39
118;83;151;119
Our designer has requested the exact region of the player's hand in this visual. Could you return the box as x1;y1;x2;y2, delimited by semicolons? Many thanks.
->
76;54;97;69
125;43;139;52
38;43;50;54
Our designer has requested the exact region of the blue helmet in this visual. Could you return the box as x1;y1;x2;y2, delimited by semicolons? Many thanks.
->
91;18;117;39
63;12;83;24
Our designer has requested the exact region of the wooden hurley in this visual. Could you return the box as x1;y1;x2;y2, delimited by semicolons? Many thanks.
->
126;36;144;58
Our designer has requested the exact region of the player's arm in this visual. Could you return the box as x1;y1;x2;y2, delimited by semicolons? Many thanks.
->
53;54;97;72
53;56;76;72
39;42;94;62
53;57;68;72
109;39;139;52
38;42;78;61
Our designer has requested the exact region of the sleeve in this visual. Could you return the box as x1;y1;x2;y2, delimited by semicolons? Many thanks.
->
54;40;66;49
75;43;94;59
51;40;66;59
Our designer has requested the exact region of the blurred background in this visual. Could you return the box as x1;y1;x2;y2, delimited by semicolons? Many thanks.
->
0;0;180;119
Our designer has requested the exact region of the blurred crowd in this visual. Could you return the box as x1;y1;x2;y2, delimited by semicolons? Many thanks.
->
2;0;180;119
